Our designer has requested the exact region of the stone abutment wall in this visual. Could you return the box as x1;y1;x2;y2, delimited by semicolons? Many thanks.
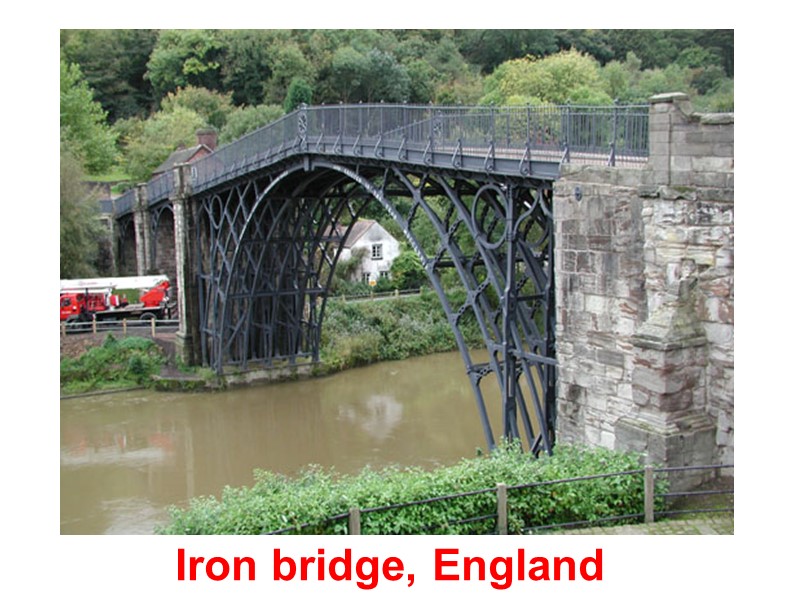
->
554;93;734;482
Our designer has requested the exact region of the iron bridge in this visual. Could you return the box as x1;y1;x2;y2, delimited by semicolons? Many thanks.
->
114;103;649;455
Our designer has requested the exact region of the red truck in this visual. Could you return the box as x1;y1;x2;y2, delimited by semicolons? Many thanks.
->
60;275;173;323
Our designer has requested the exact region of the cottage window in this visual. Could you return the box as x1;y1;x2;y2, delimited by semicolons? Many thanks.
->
371;243;383;260
362;272;372;284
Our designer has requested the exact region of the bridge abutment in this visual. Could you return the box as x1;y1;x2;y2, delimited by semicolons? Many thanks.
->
554;93;734;471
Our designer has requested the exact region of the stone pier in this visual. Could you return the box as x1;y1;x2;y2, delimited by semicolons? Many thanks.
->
554;93;734;475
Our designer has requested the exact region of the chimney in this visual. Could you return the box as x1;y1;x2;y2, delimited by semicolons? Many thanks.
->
196;128;218;151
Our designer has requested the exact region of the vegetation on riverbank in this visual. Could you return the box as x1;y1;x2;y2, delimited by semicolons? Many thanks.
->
60;334;165;395
157;443;661;535
315;289;482;375
59;290;483;393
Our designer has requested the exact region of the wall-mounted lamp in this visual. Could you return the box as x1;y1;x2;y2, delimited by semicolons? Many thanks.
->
574;186;583;202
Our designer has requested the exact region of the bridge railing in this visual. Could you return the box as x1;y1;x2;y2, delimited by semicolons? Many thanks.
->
146;171;174;206
114;102;649;215
259;463;733;535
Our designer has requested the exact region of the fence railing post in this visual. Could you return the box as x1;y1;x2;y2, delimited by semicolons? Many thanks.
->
151;317;157;337
122;319;127;336
496;483;508;535
92;314;97;335
349;507;361;535
644;465;655;523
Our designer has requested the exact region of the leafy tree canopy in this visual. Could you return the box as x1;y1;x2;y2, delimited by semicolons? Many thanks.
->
60;149;105;278
284;77;313;113
122;106;205;182
61;29;158;120
219;104;285;145
60;58;118;174
159;85;234;130
145;29;223;100
481;49;611;105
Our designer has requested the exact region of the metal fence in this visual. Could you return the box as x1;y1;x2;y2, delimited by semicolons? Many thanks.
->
114;102;650;214
261;463;733;535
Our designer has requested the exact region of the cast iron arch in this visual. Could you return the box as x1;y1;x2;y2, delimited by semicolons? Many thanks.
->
195;157;556;454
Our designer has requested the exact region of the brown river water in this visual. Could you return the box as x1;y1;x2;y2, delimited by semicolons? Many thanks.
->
60;351;502;534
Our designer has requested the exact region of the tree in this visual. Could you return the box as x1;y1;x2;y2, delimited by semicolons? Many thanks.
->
219;104;285;144
61;149;105;278
60;58;118;174
391;249;427;290
219;29;278;106
159;85;234;130
60;29;158;121
284;77;313;113
457;30;559;73
145;30;223;101
481;49;611;106
122;106;205;182
263;42;315;105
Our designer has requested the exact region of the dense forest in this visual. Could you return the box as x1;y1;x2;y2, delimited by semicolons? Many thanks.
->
59;29;733;278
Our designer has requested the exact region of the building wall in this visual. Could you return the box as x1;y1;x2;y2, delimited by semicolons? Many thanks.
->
340;222;401;283
554;93;734;469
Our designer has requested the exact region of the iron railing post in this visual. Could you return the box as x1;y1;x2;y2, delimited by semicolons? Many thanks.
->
644;465;655;523
610;99;619;167
563;103;572;163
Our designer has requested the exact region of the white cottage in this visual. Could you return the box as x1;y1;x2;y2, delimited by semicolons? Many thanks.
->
337;219;401;284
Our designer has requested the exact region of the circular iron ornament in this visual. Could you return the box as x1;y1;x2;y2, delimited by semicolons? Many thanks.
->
470;183;510;250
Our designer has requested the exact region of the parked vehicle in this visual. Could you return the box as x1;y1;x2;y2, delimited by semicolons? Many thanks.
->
60;275;173;323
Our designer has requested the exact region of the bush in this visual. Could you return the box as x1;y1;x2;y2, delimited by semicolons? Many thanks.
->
316;291;482;375
157;444;662;535
60;334;165;393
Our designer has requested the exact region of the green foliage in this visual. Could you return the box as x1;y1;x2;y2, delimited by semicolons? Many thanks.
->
60;58;118;174
329;46;411;103
283;76;313;113
159;85;234;130
145;29;223;99
63;29;734;129
390;250;427;290
121;105;205;182
157;443;661;535
60;149;106;278
262;42;315;105
219;104;285;145
60;335;165;394
317;291;481;375
481;49;610;106
218;29;278;106
60;29;158;121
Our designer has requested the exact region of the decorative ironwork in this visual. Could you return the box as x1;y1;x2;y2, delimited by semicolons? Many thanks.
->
191;156;556;454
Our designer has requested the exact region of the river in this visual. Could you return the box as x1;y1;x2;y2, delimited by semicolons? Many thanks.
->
60;351;501;534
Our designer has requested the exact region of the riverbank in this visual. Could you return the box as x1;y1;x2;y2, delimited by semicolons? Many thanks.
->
60;291;484;395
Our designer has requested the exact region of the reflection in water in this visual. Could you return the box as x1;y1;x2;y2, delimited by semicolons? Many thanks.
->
61;351;501;535
337;394;403;441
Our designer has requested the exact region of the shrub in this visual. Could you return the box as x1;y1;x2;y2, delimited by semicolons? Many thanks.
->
157;444;662;535
60;334;165;393
317;291;483;375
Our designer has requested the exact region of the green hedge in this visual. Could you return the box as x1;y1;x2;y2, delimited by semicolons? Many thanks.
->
157;444;663;535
